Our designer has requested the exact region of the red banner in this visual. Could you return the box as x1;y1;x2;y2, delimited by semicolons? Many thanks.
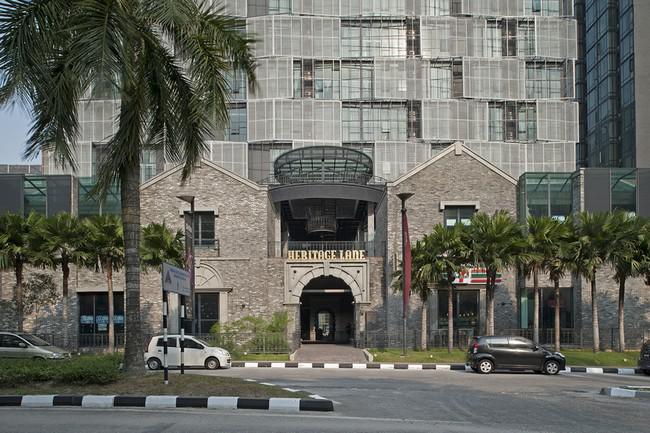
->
402;209;411;311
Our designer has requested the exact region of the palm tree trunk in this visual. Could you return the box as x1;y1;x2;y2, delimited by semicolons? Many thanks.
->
618;279;626;352
554;278;561;353
62;257;70;348
122;163;144;373
533;270;539;345
447;283;454;353
107;263;115;353
486;273;495;336
591;274;600;352
420;298;427;351
15;260;23;332
62;258;70;297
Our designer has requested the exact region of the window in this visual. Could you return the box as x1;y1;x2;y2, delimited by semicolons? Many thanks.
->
294;60;340;100
184;339;204;350
526;63;563;99
192;212;215;248
0;334;25;348
141;149;157;183
195;293;219;334
225;105;247;142
341;62;373;100
430;63;451;99
509;337;535;349
488;102;537;142
487;337;509;347
78;292;125;345
485;21;502;58
521;286;574;330
444;206;475;227
156;337;177;348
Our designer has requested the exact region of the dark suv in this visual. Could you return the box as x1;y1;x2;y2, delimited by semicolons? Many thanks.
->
467;336;566;375
639;340;650;375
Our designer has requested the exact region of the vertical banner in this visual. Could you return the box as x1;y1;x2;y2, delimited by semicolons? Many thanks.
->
183;212;194;325
402;209;411;311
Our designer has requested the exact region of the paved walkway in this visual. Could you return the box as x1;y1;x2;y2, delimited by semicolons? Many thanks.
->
293;344;367;363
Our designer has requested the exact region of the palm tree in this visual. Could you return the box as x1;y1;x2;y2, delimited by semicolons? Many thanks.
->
85;215;124;353
409;239;433;350
572;212;612;352
522;216;561;345
0;1;256;371
543;218;574;352
422;224;468;353
608;211;643;352
38;214;88;297
140;222;184;270
0;212;44;331
465;211;524;335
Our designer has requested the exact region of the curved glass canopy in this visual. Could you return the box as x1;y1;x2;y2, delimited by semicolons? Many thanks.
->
273;146;374;185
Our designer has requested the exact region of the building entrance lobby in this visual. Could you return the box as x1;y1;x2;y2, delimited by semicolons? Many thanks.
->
299;276;354;343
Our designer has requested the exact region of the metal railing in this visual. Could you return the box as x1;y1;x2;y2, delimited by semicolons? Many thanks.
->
499;328;650;349
360;329;476;350
195;332;290;354
268;240;386;258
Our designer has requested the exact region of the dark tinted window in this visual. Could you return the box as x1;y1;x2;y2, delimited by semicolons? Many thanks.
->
156;337;177;348
184;339;204;350
509;337;535;349
486;337;509;347
0;334;26;348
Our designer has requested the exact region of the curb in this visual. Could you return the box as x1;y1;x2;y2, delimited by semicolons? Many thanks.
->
232;361;647;375
0;395;334;412
600;387;650;399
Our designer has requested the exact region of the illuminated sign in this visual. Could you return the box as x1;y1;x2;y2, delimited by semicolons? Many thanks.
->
287;250;366;261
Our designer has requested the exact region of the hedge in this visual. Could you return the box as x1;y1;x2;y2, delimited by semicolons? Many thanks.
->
0;354;123;387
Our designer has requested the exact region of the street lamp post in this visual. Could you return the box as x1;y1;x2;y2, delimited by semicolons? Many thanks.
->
177;194;196;374
397;192;413;357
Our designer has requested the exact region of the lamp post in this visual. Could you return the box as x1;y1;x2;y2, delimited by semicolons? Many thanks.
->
176;194;196;336
397;192;413;357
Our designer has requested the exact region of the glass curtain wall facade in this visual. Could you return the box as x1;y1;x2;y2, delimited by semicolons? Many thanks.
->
578;0;642;168
43;0;579;181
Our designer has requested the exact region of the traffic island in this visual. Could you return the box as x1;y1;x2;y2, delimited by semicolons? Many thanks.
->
0;394;334;412
600;386;650;399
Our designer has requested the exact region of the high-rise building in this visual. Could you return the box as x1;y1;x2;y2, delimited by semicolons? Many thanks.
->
576;0;650;168
43;0;579;182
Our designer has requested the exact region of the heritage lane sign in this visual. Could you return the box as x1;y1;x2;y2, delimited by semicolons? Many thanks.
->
162;263;191;296
287;250;366;261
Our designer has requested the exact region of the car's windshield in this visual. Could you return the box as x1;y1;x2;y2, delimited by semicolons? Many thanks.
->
17;334;51;346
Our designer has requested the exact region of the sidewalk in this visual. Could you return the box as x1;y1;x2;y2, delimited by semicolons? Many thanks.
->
292;344;367;363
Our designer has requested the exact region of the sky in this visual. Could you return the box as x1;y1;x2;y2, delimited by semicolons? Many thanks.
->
0;105;33;164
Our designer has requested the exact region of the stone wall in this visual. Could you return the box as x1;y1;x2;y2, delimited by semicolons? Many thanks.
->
385;144;519;335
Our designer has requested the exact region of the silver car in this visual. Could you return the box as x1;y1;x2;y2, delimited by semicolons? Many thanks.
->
0;332;71;359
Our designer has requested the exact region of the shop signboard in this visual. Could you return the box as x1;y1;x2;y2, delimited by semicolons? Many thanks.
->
454;268;502;285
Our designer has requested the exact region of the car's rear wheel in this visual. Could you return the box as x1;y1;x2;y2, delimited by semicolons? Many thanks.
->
147;357;161;370
478;359;494;374
205;357;220;370
544;360;560;375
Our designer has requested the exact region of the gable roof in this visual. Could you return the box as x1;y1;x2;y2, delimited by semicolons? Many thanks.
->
140;159;266;192
388;142;517;186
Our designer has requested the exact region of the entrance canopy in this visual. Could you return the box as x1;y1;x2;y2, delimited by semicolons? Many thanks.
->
274;146;376;185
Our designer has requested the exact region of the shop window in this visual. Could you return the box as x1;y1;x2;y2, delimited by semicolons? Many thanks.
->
78;292;125;340
520;286;574;330
438;290;479;333
195;293;219;334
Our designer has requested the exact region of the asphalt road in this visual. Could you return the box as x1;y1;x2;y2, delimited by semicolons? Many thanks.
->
1;369;649;433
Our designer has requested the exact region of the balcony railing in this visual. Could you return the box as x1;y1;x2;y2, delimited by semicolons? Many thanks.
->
267;241;386;258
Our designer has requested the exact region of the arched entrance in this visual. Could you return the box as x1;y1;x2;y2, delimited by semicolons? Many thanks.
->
299;276;354;343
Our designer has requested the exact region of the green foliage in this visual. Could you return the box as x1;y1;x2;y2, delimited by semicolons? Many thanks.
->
140;221;184;270
0;354;123;388
208;312;289;355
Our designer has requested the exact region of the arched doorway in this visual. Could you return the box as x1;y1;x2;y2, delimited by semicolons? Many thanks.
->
300;276;354;344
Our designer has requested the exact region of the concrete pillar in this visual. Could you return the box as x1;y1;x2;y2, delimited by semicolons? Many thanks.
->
367;202;375;255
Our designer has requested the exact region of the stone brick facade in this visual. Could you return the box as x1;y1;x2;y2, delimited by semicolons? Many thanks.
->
384;144;519;336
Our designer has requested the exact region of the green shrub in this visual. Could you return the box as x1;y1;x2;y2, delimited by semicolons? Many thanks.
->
0;354;123;387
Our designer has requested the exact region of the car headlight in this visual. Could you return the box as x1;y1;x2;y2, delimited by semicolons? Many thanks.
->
50;352;64;359
554;352;565;358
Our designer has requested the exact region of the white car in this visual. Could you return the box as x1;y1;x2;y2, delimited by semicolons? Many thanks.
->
145;335;231;370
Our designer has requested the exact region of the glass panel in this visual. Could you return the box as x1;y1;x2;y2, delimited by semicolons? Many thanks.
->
430;63;451;99
23;176;46;216
611;169;637;213
194;212;215;247
196;293;220;334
